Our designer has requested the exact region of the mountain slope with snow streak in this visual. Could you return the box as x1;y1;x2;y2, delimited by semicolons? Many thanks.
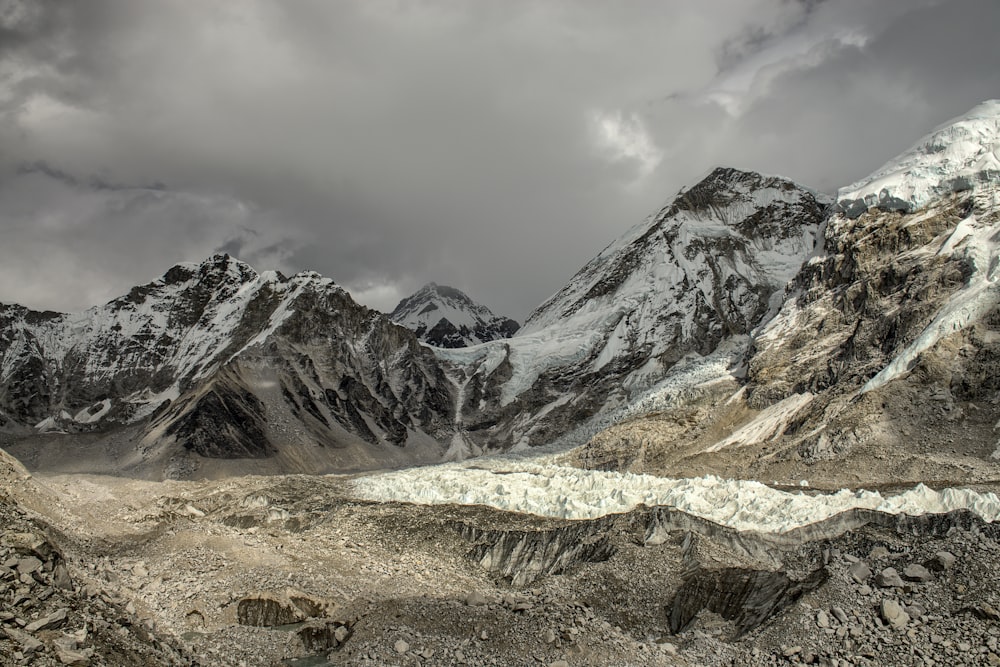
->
389;283;519;348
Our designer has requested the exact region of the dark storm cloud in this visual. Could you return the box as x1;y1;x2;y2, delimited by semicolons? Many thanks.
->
0;0;997;320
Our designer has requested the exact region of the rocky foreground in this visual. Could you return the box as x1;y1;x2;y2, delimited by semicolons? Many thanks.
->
1;443;998;666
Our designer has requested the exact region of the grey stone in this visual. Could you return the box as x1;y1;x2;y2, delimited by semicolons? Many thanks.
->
25;607;68;633
881;599;910;630
543;629;556;644
817;610;830;628
16;557;42;575
875;567;905;588
57;648;92;665
464;591;488;606
394;639;409;654
869;546;890;559
831;606;848;624
3;626;43;654
848;561;871;584
929;551;956;571
52;562;73;591
903;564;932;582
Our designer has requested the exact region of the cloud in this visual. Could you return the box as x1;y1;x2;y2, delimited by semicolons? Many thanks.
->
0;0;998;321
590;110;663;181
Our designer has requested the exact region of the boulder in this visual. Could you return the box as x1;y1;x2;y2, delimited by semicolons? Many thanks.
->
880;599;909;630
927;551;956;572
848;561;871;584
25;607;69;633
902;564;932;582
464;591;488;606
875;567;904;588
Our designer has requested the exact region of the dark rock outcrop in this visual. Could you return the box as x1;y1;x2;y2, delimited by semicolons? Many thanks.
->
667;566;828;636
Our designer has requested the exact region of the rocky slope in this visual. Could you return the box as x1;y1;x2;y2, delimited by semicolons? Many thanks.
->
3;454;999;667
389;283;519;348
575;100;1000;489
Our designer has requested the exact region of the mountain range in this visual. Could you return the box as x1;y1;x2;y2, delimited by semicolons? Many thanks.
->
2;100;999;482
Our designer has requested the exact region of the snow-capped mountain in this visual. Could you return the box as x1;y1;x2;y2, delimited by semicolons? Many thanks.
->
0;254;454;477
389;283;519;348
578;100;1000;489
5;101;1000;481
438;167;830;454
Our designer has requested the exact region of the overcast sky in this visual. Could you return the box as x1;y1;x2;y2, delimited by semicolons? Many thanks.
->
1;0;998;321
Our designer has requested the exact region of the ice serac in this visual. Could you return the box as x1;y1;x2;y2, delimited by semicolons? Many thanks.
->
389;283;519;348
0;254;455;477
444;167;829;452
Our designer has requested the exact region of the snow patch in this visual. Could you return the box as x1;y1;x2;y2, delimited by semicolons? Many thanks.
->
72;399;111;424
705;392;814;453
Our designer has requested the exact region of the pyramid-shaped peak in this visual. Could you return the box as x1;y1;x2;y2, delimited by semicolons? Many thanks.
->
389;282;518;347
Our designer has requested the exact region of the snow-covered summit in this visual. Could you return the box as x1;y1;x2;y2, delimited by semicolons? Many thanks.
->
389;282;518;348
837;100;1000;217
523;167;829;335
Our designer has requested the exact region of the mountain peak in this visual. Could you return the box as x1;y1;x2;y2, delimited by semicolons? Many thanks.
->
390;283;518;348
524;167;828;333
837;99;1000;217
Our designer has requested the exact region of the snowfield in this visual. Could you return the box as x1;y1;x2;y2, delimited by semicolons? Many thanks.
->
350;460;1000;533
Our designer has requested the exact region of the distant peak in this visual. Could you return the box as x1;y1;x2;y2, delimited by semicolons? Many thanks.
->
389;282;519;347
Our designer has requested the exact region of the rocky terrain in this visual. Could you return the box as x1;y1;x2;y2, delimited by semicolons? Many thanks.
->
389;283;519;348
2;445;999;666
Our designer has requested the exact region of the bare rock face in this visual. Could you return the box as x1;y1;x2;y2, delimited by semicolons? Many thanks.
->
453;519;617;587
236;589;334;627
668;567;828;637
297;619;352;652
